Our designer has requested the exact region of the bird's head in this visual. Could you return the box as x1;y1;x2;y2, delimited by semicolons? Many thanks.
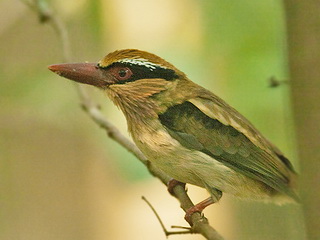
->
48;49;186;89
48;49;192;119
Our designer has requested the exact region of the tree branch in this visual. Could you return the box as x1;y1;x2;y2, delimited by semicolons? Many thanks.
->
21;1;224;239
283;0;320;239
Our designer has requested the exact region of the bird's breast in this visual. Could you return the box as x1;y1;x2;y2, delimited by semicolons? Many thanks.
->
130;120;204;186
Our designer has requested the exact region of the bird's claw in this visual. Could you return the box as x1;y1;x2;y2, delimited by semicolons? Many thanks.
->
184;206;203;225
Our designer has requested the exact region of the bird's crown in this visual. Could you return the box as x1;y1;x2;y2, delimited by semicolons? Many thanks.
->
98;49;183;75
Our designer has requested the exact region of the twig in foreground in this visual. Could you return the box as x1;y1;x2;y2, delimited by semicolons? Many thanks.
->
142;196;192;237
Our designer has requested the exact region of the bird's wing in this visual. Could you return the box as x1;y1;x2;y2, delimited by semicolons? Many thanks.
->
158;96;298;200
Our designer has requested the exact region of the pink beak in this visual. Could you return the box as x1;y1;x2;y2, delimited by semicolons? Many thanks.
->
48;62;112;88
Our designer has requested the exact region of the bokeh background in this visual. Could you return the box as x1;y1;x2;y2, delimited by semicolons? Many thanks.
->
0;0;307;239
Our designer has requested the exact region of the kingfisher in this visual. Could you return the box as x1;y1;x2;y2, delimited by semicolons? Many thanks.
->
48;49;299;222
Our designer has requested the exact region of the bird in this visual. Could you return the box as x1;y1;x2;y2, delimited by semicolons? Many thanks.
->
48;49;299;223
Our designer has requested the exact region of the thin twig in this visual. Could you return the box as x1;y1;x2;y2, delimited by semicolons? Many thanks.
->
142;196;193;237
171;225;192;230
268;76;289;88
20;1;225;239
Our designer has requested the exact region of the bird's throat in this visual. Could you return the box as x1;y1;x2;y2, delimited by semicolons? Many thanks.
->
106;83;161;129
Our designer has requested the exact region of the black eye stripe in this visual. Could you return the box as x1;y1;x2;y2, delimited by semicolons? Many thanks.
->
104;62;178;84
130;64;178;81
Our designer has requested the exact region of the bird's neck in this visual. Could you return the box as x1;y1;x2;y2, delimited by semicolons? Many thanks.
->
106;80;165;133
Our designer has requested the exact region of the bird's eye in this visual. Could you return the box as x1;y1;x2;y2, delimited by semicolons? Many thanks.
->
118;69;127;77
114;67;133;81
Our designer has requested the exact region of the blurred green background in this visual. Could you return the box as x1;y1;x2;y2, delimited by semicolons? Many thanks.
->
0;0;305;239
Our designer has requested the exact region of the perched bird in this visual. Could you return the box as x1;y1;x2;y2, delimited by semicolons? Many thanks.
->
48;49;298;222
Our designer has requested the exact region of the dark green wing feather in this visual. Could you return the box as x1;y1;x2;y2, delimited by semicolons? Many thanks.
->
158;100;298;200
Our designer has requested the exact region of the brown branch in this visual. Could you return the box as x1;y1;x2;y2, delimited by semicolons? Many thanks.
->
21;1;224;239
283;0;320;239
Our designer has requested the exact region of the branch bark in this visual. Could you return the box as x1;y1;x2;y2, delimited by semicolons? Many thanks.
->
21;1;224;239
283;1;320;239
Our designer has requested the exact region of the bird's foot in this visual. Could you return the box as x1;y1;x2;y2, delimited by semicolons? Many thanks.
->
184;197;215;225
167;179;186;196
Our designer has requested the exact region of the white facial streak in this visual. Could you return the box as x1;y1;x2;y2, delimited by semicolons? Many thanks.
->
117;58;167;71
